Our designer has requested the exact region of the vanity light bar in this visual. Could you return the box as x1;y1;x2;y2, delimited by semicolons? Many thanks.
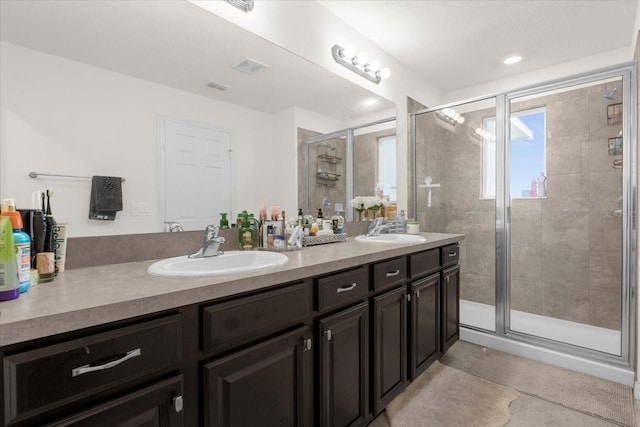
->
223;0;254;13
331;44;390;85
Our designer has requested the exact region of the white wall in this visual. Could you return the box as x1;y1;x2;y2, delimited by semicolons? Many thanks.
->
0;42;295;237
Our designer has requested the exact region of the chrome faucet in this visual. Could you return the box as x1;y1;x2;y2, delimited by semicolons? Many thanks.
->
189;225;225;258
164;221;184;232
367;217;388;237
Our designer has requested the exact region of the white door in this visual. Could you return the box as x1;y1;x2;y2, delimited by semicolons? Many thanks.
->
160;117;234;231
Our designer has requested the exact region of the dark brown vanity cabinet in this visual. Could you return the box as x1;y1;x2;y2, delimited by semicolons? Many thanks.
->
409;273;440;381
200;281;313;427
47;375;184;427
203;326;313;427
441;265;460;353
372;285;408;415
318;302;369;427
2;315;183;427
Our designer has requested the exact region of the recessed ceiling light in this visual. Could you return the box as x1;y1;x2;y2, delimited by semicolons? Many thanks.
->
503;56;522;65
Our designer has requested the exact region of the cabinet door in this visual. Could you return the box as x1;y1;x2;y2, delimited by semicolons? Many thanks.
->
203;326;313;427
48;375;184;427
319;302;368;427
410;274;440;381
372;286;407;415
441;265;460;353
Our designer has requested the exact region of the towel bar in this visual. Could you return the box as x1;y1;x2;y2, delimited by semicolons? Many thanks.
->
29;172;125;182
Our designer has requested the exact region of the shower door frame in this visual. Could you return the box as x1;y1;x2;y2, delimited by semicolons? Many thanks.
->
411;63;637;369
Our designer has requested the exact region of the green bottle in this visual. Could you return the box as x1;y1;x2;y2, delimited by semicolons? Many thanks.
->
239;211;253;250
219;213;229;229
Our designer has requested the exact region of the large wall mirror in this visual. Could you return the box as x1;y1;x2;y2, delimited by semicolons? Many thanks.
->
0;1;395;237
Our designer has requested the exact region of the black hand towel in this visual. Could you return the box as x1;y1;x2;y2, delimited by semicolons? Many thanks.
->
89;176;123;221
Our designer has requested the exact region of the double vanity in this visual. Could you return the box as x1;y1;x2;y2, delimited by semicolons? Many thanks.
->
0;232;462;426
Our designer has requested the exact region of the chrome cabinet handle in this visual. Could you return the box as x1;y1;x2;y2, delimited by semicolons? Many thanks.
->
449;252;457;257
337;283;357;293
72;348;141;377
386;269;400;277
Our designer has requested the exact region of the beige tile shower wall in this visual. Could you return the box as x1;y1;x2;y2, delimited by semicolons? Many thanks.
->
415;83;622;330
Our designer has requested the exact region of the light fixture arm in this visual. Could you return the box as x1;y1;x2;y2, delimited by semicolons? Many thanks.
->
332;44;382;84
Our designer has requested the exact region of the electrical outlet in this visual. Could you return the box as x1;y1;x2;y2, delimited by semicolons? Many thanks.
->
131;202;151;216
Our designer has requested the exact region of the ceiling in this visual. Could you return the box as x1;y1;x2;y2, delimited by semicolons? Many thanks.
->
318;0;639;93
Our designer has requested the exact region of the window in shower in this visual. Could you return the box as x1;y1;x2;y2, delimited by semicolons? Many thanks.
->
378;135;397;202
482;108;547;199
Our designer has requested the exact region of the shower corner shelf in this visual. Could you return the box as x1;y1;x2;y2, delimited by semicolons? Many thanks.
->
316;154;342;187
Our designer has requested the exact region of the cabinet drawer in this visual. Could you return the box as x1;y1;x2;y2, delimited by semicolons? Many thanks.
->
3;314;181;425
317;267;368;312
441;244;459;268
202;281;311;354
409;249;440;278
373;257;407;292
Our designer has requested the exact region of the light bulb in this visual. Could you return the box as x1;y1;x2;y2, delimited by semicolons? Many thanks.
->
342;44;356;59
357;52;369;65
368;59;381;72
457;116;465;124
379;67;391;79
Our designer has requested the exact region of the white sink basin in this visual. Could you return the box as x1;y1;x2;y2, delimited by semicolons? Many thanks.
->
355;234;427;244
148;251;289;278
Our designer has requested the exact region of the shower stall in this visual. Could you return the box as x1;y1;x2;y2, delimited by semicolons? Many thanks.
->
411;64;636;382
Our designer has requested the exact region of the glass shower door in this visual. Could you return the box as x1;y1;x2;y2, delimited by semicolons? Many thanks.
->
414;97;497;332
507;77;624;355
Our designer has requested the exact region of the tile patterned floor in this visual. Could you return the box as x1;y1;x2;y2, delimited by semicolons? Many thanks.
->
370;340;638;426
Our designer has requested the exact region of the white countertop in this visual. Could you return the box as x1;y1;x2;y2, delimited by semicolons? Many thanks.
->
0;233;463;347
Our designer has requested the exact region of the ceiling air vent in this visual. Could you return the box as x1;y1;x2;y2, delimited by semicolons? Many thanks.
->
232;58;268;75
207;81;231;92
223;0;254;13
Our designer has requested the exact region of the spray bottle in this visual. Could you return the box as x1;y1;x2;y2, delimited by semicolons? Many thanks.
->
1;199;31;293
0;216;20;300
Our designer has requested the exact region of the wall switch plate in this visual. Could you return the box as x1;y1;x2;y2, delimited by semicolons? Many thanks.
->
131;202;151;216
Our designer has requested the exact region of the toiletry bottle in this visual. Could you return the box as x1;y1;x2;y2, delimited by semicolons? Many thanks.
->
530;177;538;197
297;208;303;226
0;217;20;300
316;208;323;230
1;199;31;293
303;211;313;236
332;207;344;234
219;213;229;229
537;172;547;197
239;211;253;250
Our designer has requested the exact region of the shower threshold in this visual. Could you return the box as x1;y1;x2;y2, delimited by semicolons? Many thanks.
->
460;300;621;355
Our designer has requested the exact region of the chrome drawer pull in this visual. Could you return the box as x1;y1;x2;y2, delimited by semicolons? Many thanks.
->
386;269;401;277
449;252;457;257
72;348;142;377
336;283;357;293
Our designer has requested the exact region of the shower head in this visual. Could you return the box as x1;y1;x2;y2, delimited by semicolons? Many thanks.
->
604;86;619;100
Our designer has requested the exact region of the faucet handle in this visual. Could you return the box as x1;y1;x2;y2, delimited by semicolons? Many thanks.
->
164;221;184;232
205;224;220;240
